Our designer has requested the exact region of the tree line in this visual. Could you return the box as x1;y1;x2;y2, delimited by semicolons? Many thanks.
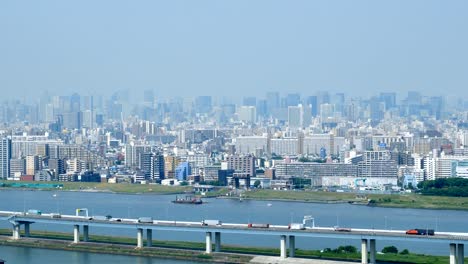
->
417;178;468;197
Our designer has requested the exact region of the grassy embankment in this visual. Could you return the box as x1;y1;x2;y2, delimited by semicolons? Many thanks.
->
241;189;468;210
0;229;455;263
0;180;191;194
3;180;468;210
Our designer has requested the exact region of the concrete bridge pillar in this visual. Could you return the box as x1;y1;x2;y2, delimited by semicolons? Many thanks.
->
450;243;457;264
12;224;20;240
73;225;80;243
361;239;368;264
146;229;152;247
137;228;143;248
458;244;464;264
280;235;287;259
205;232;212;253
289;235;295;258
83;225;89;242
214;232;221;252
24;223;31;237
369;239;376;264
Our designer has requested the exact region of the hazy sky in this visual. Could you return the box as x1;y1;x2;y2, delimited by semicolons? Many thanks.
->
1;1;467;101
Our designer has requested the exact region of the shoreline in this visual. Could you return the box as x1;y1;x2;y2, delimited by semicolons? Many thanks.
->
221;196;468;211
2;182;468;211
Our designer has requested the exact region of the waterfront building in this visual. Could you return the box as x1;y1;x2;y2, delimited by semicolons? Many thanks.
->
164;156;181;179
203;165;221;182
175;162;191;181
357;151;398;178
48;158;65;178
275;162;358;179
456;160;468;178
226;154;256;177
34;169;53;181
0;137;12;179
26;155;40;176
125;143;151;168
9;158;25;178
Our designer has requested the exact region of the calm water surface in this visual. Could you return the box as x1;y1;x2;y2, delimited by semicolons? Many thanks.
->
1;189;466;258
0;245;196;264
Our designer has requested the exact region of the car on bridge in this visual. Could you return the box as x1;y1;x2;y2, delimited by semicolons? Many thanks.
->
334;226;352;232
406;229;434;235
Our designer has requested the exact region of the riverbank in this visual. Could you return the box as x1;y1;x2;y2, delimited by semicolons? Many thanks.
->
239;189;468;211
3;180;468;211
0;229;455;264
0;180;191;195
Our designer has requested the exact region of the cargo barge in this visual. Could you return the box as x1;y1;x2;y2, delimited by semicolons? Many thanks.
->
172;195;203;204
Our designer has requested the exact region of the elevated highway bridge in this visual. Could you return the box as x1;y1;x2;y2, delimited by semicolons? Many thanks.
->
1;210;466;264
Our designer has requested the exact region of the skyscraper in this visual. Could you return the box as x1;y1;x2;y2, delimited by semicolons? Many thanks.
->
379;92;397;110
143;90;155;108
266;92;280;115
194;96;212;114
0;137;12;179
306;96;318;117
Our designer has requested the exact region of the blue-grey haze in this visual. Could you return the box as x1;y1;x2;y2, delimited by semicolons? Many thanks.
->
1;1;467;100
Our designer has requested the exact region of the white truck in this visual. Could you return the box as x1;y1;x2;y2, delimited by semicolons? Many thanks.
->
138;217;154;223
26;209;42;215
288;223;306;230
201;220;222;226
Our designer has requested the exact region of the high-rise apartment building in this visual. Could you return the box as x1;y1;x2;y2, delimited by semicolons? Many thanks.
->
141;152;165;181
10;158;25;178
26;155;40;176
226;154;256;177
0;137;12;179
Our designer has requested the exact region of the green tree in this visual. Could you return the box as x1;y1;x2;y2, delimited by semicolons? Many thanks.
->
400;249;410;255
253;180;261;188
382;246;398;254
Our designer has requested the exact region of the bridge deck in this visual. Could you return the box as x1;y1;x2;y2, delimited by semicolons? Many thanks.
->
2;211;468;243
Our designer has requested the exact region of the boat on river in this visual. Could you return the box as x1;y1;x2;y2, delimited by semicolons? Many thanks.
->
172;195;203;204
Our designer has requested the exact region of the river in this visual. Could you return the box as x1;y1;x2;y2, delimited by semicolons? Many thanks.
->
0;245;197;264
0;189;466;262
